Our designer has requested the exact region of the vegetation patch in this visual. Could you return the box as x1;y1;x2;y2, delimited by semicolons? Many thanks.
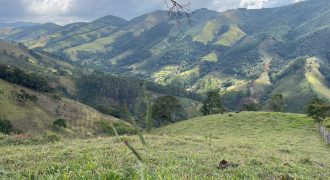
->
0;65;52;92
53;119;67;128
0;119;14;134
95;120;137;135
0;132;60;146
213;24;246;47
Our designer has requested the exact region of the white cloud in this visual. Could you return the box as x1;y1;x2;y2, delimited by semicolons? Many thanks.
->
209;0;303;11
0;0;304;24
240;0;270;9
23;0;73;15
21;0;77;24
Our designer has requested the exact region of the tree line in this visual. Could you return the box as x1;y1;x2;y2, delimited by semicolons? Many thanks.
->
0;65;52;92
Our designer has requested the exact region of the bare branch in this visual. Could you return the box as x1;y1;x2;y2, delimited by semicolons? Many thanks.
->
167;0;191;24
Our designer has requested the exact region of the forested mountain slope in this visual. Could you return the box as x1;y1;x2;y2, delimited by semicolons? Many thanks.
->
1;0;330;112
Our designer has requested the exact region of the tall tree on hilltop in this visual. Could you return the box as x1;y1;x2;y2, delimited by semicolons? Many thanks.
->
306;98;330;125
200;89;224;115
269;94;285;112
152;96;187;127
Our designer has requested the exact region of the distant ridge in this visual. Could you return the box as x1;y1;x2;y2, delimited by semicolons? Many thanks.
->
0;21;40;28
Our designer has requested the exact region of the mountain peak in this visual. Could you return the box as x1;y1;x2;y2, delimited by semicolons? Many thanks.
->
93;15;128;26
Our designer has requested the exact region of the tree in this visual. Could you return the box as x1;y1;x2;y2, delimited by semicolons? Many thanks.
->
152;96;187;127
306;98;330;125
200;90;224;115
269;94;285;112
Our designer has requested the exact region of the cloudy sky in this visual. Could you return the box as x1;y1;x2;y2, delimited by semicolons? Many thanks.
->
0;0;303;25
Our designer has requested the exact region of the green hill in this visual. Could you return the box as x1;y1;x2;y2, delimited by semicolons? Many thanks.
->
0;39;74;76
1;0;330;112
0;112;329;178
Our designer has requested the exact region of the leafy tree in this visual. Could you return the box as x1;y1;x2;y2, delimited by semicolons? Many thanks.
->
152;96;187;127
306;98;330;125
269;94;285;112
53;119;67;128
200;90;224;115
0;119;14;134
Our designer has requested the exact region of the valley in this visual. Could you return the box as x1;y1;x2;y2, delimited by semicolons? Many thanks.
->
0;0;330;179
1;1;330;112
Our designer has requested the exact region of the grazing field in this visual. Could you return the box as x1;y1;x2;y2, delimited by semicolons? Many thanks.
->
0;112;329;179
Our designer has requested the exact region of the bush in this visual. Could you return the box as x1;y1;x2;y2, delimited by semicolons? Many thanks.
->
241;103;261;112
0;119;14;134
53;119;67;128
44;132;61;142
0;133;60;146
95;121;137;136
12;90;38;104
94;105;130;120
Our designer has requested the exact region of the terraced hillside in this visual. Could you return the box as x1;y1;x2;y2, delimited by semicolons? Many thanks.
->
0;112;329;179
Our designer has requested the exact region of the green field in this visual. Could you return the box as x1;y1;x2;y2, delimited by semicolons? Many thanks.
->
1;112;329;179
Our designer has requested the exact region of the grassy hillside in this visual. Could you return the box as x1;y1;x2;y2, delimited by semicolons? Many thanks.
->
0;79;122;137
0;112;329;179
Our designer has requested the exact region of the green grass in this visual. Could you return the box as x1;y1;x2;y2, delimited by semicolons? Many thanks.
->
213;24;246;47
0;112;329;179
202;52;218;62
152;65;179;84
193;21;218;44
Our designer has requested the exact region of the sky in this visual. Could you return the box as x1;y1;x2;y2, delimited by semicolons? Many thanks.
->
0;0;303;25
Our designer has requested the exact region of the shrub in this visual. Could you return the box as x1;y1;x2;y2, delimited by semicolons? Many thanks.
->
53;119;67;128
241;103;261;112
0;119;14;134
52;93;62;100
95;121;137;136
44;132;61;142
0;133;60;146
13;90;38;103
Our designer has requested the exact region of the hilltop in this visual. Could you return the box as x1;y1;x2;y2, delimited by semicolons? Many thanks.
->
0;112;329;178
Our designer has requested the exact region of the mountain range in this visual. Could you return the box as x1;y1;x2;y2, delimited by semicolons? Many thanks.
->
0;0;330;113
